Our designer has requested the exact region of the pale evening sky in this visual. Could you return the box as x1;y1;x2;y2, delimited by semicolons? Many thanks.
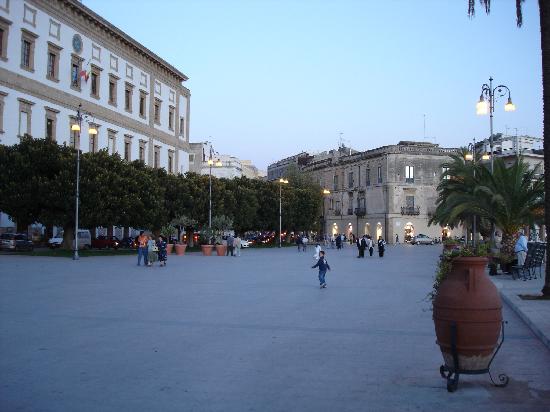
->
87;0;543;171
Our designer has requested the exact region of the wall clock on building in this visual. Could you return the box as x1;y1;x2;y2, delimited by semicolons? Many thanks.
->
72;34;83;54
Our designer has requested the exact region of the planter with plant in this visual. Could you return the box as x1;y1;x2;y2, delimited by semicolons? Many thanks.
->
211;215;233;257
442;238;461;253
160;225;177;254
199;228;215;256
431;245;508;391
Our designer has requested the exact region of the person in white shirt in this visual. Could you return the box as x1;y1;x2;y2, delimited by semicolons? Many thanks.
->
313;243;321;260
514;230;528;266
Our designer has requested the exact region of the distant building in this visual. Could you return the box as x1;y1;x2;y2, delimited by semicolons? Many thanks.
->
189;142;265;179
302;141;459;243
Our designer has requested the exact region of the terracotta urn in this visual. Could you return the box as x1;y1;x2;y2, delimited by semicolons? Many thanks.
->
215;245;227;256
166;244;174;254
175;244;187;255
201;245;214;256
433;256;502;371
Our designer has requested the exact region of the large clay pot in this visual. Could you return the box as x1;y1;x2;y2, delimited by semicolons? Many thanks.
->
175;244;187;255
433;256;502;371
215;245;227;256
201;245;214;256
166;244;174;254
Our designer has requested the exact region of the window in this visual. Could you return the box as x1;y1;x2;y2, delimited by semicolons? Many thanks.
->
46;42;61;82
89;127;98;153
366;168;371;186
20;29;37;71
168;150;174;173
108;74;118;106
71;54;83;91
90;65;101;99
335;201;341;214
154;146;160;168
189;153;195;163
124;135;132;161
154;98;161;125
329;199;334;210
333;174;339;191
139;140;146;162
69;117;79;148
124;82;133;112
107;130;117;154
44;107;58;141
406;196;415;208
442;167;450;180
139;90;147;118
405;165;414;183
0;92;6;133
168;106;175;130
179;117;185;136
0;17;11;61
377;166;382;183
348;171;354;188
18;98;34;138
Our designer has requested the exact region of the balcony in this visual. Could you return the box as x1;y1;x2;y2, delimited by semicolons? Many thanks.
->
334;209;342;216
405;178;414;183
354;207;366;217
401;206;420;215
347;208;353;215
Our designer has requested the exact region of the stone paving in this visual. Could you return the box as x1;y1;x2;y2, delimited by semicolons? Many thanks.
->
1;245;549;411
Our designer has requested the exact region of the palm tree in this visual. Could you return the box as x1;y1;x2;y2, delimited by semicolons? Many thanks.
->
468;0;550;295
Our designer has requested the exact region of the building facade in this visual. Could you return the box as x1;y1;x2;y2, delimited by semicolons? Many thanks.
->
0;0;191;231
303;141;459;243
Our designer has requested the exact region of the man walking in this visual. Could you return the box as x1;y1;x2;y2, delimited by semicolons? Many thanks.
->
226;233;235;256
514;229;528;266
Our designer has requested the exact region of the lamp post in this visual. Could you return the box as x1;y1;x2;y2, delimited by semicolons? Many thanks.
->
278;178;289;248
476;77;516;173
322;189;330;239
207;144;222;229
70;103;97;260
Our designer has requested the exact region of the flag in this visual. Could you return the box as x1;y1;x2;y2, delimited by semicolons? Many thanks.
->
79;69;90;82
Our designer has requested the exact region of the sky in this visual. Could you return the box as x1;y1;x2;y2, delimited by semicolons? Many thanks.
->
87;0;543;170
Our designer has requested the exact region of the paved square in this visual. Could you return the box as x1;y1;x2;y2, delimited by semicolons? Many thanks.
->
1;245;549;411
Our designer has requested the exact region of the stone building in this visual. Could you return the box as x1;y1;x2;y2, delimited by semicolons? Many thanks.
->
303;141;459;243
0;0;191;232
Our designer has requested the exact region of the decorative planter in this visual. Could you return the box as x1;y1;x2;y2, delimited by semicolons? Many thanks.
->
215;245;227;256
201;245;215;256
166;244;174;254
434;257;502;371
175;244;187;255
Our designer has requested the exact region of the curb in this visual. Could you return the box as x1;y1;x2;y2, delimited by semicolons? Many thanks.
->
499;291;550;352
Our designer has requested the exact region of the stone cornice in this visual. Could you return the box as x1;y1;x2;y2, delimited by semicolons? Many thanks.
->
29;0;191;95
0;67;189;151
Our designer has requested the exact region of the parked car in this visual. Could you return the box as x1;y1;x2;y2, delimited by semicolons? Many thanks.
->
412;234;434;245
48;230;92;249
0;233;34;251
91;235;120;249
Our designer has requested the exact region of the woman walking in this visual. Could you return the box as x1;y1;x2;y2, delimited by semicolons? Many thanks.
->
157;235;167;266
377;236;386;258
147;235;158;266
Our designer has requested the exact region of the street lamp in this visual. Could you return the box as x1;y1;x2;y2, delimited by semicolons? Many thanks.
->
207;144;222;229
464;138;490;248
70;103;97;260
476;77;516;172
322;189;330;239
278;178;289;248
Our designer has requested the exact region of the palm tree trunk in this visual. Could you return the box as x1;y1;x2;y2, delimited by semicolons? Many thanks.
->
541;0;550;296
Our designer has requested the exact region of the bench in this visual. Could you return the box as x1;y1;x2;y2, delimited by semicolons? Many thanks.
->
511;242;546;281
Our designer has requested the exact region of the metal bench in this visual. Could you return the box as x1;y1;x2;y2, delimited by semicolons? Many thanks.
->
512;242;546;281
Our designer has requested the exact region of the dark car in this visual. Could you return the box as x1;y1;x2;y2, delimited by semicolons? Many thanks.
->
0;233;34;251
91;235;120;249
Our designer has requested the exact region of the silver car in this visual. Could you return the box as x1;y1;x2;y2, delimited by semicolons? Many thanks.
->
412;234;434;245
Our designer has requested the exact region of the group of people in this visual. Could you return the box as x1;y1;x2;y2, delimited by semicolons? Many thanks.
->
295;234;309;252
137;231;168;267
330;234;348;249
356;235;386;258
224;234;243;257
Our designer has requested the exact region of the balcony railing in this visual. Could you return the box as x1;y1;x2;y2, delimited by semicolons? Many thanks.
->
401;206;420;215
405;178;414;183
346;208;353;215
334;209;342;216
354;207;366;216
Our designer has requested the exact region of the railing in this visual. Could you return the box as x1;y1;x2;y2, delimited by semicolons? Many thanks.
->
346;208;353;215
405;178;414;183
354;207;366;216
334;209;342;216
401;206;420;215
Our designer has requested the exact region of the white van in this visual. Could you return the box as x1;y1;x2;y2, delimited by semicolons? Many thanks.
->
48;230;91;249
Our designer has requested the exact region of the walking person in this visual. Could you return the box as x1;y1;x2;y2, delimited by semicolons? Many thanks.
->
312;250;331;289
226;233;235;256
514;229;528;266
147;235;158;266
377;236;386;258
302;234;308;252
335;234;341;250
359;235;366;258
234;234;242;257
137;231;149;266
395;234;399;244
296;234;302;252
157;235;167;267
313;243;321;260
367;235;374;257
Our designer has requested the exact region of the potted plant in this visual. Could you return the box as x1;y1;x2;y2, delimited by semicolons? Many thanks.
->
442;238;461;253
160;225;177;254
211;215;234;256
430;244;505;391
171;215;198;248
199;228;215;256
